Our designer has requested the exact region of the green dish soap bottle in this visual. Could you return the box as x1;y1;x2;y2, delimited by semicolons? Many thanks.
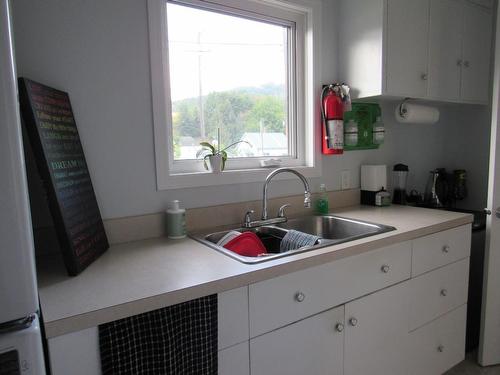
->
316;183;329;214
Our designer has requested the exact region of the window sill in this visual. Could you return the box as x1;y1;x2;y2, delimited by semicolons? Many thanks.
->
157;165;321;190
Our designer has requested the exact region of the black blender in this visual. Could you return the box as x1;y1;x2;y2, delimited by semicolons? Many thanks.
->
392;164;409;204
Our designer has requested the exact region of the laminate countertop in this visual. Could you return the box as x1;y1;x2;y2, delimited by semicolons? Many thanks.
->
37;205;472;338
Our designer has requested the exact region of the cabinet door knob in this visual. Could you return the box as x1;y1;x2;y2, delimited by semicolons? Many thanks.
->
381;264;390;273
442;245;450;253
294;292;305;302
440;289;448;297
335;323;344;332
421;73;428;81
464;61;470;68
437;345;445;353
457;59;463;66
349;317;358;327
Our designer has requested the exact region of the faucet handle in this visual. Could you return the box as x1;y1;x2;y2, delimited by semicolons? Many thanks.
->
277;204;291;218
243;210;255;227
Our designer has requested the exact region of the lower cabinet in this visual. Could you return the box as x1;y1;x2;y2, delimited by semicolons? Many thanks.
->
219;341;250;375
46;226;471;375
250;281;410;375
408;304;467;375
344;281;410;375
250;306;344;375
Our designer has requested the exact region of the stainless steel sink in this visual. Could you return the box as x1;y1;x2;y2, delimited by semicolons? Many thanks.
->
278;215;394;241
190;215;395;264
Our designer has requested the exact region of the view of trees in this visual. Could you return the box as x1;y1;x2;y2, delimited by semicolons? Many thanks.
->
172;84;287;158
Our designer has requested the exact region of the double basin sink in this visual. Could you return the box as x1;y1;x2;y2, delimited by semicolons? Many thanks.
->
191;215;396;264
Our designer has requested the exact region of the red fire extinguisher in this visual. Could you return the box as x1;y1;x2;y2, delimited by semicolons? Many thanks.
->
321;84;344;155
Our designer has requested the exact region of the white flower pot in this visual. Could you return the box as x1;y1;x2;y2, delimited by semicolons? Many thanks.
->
208;155;223;173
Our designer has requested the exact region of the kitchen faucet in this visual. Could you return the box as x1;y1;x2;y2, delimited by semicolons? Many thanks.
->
243;168;311;228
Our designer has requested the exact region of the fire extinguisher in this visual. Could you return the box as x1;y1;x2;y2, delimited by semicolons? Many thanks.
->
321;84;344;155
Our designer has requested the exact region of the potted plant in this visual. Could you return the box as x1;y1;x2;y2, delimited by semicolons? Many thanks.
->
196;129;250;173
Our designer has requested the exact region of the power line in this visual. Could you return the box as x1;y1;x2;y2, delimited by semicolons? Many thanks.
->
170;40;284;47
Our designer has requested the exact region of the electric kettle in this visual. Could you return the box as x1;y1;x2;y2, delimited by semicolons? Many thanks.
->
424;169;449;208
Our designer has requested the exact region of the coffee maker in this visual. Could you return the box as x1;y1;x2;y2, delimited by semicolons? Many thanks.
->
392;164;409;204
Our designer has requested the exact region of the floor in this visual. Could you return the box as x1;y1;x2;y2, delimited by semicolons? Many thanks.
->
445;353;500;374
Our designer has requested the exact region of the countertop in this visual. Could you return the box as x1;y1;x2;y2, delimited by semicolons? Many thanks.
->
37;205;472;338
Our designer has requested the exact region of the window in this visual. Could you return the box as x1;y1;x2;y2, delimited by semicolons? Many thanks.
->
148;0;319;189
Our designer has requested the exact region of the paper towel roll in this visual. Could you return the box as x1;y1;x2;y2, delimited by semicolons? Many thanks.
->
395;102;439;124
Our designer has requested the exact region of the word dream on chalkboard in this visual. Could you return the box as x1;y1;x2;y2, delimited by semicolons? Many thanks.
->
19;78;109;276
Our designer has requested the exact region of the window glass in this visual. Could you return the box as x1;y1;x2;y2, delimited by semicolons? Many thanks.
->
167;2;291;160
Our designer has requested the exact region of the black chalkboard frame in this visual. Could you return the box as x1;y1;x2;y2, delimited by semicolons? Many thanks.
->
18;77;109;276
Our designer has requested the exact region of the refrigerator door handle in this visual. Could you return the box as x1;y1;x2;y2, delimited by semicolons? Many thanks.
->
0;313;35;334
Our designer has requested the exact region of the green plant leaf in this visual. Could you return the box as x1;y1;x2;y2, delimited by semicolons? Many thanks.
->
220;140;251;153
202;154;210;170
199;142;216;155
196;148;209;158
220;150;228;171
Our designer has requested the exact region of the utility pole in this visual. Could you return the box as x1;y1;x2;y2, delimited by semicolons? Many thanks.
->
197;32;205;138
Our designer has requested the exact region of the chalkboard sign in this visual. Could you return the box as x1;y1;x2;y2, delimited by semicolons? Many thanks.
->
19;78;109;276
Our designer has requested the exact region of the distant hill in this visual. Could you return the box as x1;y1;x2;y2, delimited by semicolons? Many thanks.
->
172;83;285;111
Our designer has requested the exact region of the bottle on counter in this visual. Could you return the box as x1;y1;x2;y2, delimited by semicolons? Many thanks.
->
375;187;391;207
315;183;329;214
166;200;186;239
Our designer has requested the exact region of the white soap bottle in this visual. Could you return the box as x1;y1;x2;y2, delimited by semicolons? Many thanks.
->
166;200;186;239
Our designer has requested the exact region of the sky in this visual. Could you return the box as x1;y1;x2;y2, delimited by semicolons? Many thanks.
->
166;3;288;101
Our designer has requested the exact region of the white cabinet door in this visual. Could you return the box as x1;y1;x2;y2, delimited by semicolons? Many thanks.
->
461;2;493;103
48;328;101;375
250;306;344;375
385;0;430;97
218;287;249;350
428;0;463;101
219;342;249;375
344;281;410;375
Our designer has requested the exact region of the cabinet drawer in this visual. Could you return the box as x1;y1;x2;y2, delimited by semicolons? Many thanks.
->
409;258;469;331
408;305;467;375
249;241;411;337
412;225;471;276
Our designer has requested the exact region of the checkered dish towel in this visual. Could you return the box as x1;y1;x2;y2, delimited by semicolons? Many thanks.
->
99;295;217;375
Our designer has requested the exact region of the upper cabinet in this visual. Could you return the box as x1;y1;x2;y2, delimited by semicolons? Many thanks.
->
461;2;493;102
385;0;430;98
338;0;494;104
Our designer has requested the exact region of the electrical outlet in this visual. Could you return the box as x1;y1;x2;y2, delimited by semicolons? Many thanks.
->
341;170;350;190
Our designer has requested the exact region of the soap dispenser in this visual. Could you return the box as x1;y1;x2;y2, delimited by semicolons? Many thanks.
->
315;184;329;214
166;200;186;239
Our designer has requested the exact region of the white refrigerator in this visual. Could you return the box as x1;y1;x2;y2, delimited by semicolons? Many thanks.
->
0;0;46;373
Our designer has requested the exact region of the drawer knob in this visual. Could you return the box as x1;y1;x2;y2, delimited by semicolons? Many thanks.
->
421;73;428;81
349;317;358;327
437;345;445;353
381;264;390;273
442;245;450;253
440;289;448;297
335;323;344;333
294;292;305;302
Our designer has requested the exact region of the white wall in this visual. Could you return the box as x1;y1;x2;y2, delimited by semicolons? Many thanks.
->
12;0;491;221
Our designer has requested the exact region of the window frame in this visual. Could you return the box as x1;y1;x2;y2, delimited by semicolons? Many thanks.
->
148;0;320;189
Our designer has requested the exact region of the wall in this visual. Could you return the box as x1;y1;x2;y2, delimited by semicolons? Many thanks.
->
12;0;491;223
385;101;491;210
